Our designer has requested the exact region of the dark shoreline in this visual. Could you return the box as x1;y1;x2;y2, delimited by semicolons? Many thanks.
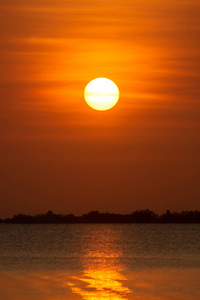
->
1;209;200;224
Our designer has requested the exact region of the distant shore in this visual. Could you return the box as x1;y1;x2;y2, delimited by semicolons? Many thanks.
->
1;209;200;224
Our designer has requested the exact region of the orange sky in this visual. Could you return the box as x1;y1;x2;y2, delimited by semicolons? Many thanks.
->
0;0;200;218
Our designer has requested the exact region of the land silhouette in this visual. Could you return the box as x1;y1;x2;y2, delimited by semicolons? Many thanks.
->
1;209;200;223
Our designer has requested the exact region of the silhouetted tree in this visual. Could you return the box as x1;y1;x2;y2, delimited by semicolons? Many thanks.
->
131;209;158;223
1;209;200;223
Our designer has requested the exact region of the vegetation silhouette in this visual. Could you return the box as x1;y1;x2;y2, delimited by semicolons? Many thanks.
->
1;209;200;224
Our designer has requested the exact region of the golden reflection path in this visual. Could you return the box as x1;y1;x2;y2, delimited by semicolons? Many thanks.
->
1;268;200;300
67;267;131;300
66;225;131;300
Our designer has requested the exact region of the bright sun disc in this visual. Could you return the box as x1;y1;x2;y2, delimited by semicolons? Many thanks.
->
84;78;119;111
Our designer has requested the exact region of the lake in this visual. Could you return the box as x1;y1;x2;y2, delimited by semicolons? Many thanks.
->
0;224;200;299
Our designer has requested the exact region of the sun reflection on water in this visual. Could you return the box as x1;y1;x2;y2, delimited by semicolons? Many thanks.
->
67;267;131;300
66;225;131;300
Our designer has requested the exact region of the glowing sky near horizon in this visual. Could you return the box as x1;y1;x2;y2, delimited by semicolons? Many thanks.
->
0;0;200;218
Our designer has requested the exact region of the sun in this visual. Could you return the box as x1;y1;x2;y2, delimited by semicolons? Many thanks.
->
84;78;119;111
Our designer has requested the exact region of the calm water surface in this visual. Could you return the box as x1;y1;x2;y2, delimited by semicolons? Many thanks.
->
0;224;200;299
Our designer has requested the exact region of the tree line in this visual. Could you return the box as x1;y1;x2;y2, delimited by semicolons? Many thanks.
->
1;209;200;223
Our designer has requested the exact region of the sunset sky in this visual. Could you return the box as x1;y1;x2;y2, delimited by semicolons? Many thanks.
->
0;0;200;218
